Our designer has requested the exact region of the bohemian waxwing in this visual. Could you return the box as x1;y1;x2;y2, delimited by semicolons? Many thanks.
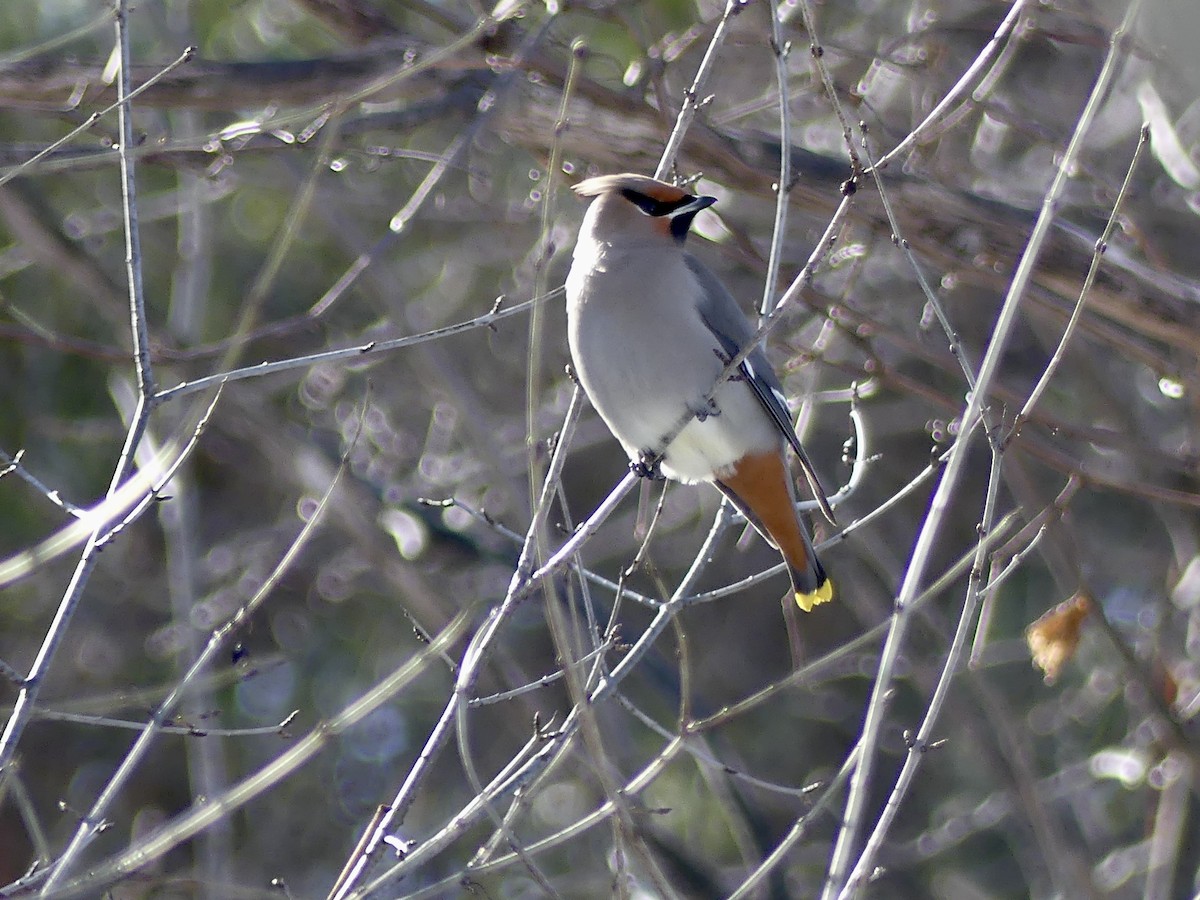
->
565;173;834;611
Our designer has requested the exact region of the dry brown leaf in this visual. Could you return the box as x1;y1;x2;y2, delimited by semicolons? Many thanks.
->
1025;593;1095;684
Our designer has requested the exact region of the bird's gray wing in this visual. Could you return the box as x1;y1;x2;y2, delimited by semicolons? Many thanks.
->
687;255;836;524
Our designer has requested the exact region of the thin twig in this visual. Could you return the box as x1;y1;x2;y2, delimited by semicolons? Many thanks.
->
729;746;860;900
31;708;299;738
654;0;749;181
0;46;195;188
859;133;980;393
870;0;1030;172
618;691;820;799
0;448;84;517
759;0;792;318
155;290;557;403
467;644;611;707
213;108;345;382
5;762;51;867
971;476;1082;666
434;496;660;609
788;0;861;170
515;102;682;879
0;389;222;587
526;38;585;505
1007;124;1150;444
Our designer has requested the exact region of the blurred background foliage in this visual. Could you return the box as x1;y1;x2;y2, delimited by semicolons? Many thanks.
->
1;0;1199;897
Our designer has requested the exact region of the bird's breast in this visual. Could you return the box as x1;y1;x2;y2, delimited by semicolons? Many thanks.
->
566;246;778;481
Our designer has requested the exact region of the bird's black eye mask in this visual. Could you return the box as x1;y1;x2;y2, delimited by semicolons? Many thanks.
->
619;188;691;218
620;188;712;242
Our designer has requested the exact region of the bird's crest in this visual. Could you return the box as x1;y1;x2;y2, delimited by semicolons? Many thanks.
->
573;173;691;204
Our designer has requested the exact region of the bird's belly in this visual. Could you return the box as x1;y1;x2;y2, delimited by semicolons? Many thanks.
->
659;381;781;482
569;305;778;483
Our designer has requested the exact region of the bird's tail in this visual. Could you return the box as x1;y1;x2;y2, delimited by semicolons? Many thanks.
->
715;450;833;612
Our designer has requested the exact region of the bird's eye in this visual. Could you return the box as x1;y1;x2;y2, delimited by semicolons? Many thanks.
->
620;189;677;217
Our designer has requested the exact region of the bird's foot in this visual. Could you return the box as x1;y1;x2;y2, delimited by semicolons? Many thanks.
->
688;397;721;422
631;452;664;480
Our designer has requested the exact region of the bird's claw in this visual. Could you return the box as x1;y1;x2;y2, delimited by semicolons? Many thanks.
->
631;453;664;480
689;398;720;422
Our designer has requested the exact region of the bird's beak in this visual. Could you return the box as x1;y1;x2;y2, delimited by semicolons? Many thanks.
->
668;194;717;218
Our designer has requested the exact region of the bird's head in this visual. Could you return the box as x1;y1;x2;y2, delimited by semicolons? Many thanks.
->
573;173;716;246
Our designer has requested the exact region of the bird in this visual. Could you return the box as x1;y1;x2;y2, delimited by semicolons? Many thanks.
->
564;173;834;611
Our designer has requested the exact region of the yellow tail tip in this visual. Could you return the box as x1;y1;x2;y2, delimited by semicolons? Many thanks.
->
795;579;834;613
